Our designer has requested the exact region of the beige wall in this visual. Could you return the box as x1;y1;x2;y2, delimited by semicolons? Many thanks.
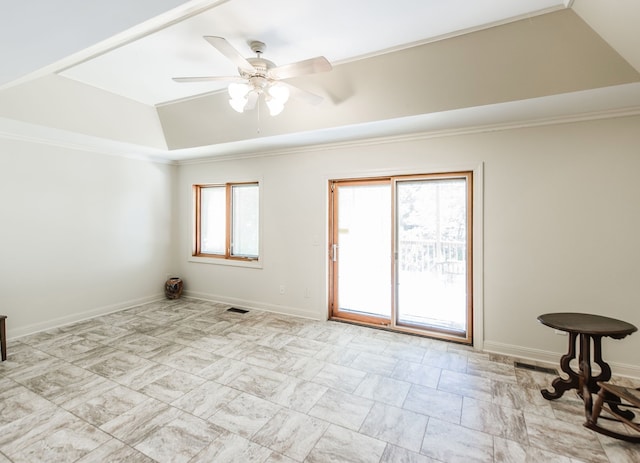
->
176;115;640;375
0;137;177;336
2;114;638;376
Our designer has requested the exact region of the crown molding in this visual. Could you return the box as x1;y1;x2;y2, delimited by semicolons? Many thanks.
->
176;97;640;165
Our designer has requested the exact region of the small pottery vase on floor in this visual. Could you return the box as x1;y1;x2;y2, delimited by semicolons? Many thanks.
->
165;277;183;299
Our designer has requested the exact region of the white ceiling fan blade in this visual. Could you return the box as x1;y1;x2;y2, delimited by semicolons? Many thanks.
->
172;76;245;83
269;56;332;80
204;36;255;74
280;82;324;105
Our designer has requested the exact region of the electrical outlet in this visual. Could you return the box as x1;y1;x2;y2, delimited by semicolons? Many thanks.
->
304;287;311;298
554;329;567;336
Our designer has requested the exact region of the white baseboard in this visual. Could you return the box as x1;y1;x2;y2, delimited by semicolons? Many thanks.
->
10;293;164;340
183;290;323;321
483;340;640;380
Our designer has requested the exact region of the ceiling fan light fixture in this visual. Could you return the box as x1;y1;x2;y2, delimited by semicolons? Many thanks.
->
229;95;248;113
265;83;290;116
174;37;331;116
266;99;285;116
268;83;290;104
228;82;251;112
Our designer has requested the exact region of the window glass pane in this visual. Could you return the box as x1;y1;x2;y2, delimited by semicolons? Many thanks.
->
201;186;225;255
396;178;467;332
337;184;391;317
231;184;259;257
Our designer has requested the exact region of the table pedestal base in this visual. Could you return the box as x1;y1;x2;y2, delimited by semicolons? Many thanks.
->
541;333;612;415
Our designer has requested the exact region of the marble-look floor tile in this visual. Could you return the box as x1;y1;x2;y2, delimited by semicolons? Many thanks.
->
17;363;98;403
492;381;555;418
305;424;387;463
515;368;558;390
229;366;288;400
69;385;148;427
350;351;399;376
390;360;441;388
3;299;636;463
252;409;329;461
37;335;108;362
312;363;367;393
263;451;298;463
55;376;120;411
0;345;62;378
308;388;374;430
360;402;428;453
150;346;222;375
437;369;493;402
171;381;241;419
10;417;111;463
139;369;206;403
549;395;590;427
112;332;175;356
347;335;390;354
383;342;427;364
241;345;296;371
99;398;181;446
268;377;327;413
76;438;156;463
187;332;236;352
81;323;133;343
380;444;438;463
116;361;176;390
190;431;272;463
255;332;296;350
466;356;517;383
313;344;362;366
598;434;640;463
198;356;251;384
524;411;609;462
355;373;411;407
493;437;574;463
403;384;463;424
134;413;224;463
0;382;57;426
83;351;154;381
422;349;468;373
273;354;326;380
0;408;109;462
208;392;282;439
421;417;494;463
461;397;528;444
297;323;355;346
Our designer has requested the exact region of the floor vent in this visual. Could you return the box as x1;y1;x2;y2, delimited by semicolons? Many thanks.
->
227;307;249;314
514;361;557;375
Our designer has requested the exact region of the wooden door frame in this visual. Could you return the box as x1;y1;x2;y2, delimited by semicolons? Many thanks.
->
328;171;474;345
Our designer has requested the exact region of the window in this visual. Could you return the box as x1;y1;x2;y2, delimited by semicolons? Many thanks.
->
194;182;259;260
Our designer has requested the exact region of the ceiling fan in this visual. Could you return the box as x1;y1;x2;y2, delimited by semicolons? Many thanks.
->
173;36;332;115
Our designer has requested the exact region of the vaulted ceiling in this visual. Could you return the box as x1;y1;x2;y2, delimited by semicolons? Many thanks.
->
1;0;639;162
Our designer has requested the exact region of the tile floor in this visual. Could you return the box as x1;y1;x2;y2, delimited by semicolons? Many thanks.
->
1;298;639;462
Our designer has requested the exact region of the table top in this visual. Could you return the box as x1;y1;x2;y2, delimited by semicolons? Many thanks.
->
538;312;637;339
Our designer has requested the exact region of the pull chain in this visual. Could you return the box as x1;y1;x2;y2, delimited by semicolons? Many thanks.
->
256;97;261;134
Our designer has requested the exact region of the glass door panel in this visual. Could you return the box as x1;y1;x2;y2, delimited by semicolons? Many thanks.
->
329;172;472;343
332;181;391;321
395;177;469;334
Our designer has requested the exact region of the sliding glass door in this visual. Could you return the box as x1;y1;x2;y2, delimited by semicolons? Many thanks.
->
329;172;473;343
329;180;392;324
